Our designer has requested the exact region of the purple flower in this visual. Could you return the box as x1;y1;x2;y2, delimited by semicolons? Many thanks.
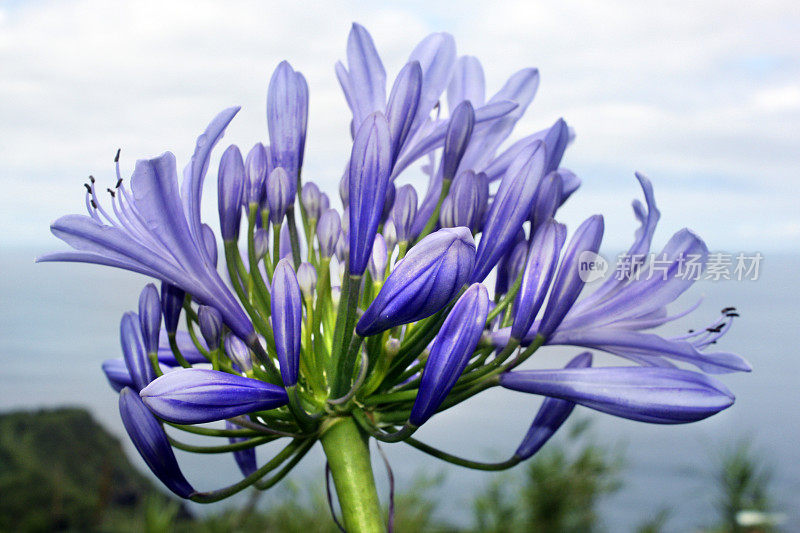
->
450;170;488;232
160;282;185;335
37;108;256;345
357;227;476;336
301;182;322;220
217;145;246;241
386;61;422;160
226;421;257;477
410;283;489;426
198;305;223;349
121;312;155;392
267;167;292;225
514;352;591;460
447;55;485;111
244;142;270;208
470;141;547;282
297;262;317;298
271;259;302;386
140;368;289;424
529;171;563;231
102;359;135;393
254;228;268;258
510;220;566;340
317;209;341;258
392;184;418;243
368;234;388;281
119;387;194;498
499;366;735;424
224;334;253;374
441;101;475;181
138;283;161;355
157;331;208;366
348;113;393;275
267;61;308;185
537;215;604;338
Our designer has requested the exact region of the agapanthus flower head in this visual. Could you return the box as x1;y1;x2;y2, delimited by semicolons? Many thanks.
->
42;23;748;522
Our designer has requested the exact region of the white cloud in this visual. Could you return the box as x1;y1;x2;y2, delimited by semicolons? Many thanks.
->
754;85;800;111
1;0;799;252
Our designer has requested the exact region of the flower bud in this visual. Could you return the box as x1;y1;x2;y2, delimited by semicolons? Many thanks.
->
267;60;308;187
140;368;289;424
542;118;569;174
383;218;397;252
279;223;292;260
338;171;349;206
471;141;547;282
511;220;566;340
254;228;269;259
529;171;563;231
452;170;488;232
297;262;317;298
386;60;422;160
442;101;475;181
506;240;529;284
538;215;604;338
357;227;476;336
348;113;393;275
138;283;161;355
226;421;257;477
301;182;322;220
499;366;734;424
319;192;330;212
267;167;292;225
201;224;218;267
224;334;252;373
217;144;246;241
392;184;418;243
119;388;194;498
335;233;349;263
271;259;302;387
494;228;525;297
368;234;388;281
160;282;184;335
102;359;135;393
514;352;592;459
382;182;396;224
121;312;155;392
198;305;223;349
410;283;489;426
245;142;270;207
317;209;341;258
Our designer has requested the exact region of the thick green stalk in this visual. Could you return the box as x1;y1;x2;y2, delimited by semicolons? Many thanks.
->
320;417;385;533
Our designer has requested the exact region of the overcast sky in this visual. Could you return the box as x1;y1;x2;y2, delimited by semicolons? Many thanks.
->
1;0;798;254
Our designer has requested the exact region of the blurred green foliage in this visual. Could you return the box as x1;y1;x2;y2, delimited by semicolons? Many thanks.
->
0;408;783;532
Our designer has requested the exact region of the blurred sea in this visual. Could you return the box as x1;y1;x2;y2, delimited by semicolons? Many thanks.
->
1;247;798;531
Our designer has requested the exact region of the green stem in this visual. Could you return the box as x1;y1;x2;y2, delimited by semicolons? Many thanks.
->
320;417;385;533
405;437;520;471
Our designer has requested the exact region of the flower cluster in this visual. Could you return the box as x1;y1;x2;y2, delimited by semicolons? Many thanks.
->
39;22;749;526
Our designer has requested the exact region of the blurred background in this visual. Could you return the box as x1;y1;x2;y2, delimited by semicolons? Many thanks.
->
1;0;798;531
